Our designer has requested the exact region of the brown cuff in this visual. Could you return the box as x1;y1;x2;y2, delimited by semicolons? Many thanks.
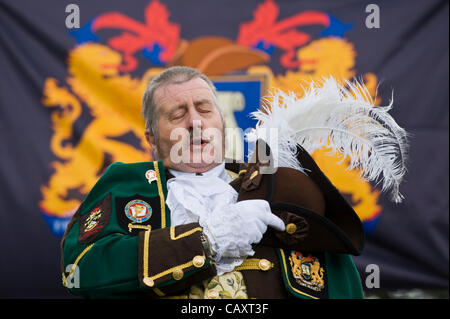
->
138;223;216;295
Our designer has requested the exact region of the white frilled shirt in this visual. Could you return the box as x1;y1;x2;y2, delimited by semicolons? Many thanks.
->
167;162;235;227
166;162;253;275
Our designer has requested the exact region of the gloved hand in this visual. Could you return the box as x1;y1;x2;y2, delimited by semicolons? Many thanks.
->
199;199;285;266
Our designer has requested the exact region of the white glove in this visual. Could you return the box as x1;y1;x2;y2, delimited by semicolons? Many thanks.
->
200;199;285;274
165;170;285;275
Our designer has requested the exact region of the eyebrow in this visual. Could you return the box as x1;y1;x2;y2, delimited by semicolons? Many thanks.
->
194;99;213;107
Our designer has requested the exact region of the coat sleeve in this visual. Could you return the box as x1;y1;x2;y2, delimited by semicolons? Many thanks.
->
60;161;217;299
61;207;216;298
137;223;216;295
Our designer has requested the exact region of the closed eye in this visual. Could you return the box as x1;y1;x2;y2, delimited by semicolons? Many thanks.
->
194;100;214;114
169;108;187;121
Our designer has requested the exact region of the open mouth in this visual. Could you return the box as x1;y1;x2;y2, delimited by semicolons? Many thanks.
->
190;138;210;149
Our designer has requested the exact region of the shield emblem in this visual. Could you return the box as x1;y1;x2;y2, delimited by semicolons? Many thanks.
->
301;263;312;280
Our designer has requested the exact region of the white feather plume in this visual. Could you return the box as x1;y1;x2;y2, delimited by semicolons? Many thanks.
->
246;76;409;203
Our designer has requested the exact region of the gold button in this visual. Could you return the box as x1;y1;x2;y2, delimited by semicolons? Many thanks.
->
207;290;219;299
286;223;297;235
172;268;184;281
259;259;271;271
143;277;154;287
193;255;205;268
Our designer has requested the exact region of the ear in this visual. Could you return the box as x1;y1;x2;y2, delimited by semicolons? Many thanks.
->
145;130;157;150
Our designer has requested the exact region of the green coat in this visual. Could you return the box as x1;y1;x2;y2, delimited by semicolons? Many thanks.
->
61;161;363;299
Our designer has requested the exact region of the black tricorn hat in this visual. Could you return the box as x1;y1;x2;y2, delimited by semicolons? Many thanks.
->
232;140;365;256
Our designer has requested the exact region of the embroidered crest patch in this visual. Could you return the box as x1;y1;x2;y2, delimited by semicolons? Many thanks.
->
116;195;162;234
124;199;152;223
278;249;328;299
84;206;102;232
78;193;112;243
288;251;325;292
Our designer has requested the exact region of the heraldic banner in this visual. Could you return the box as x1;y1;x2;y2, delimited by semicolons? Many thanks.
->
0;0;448;297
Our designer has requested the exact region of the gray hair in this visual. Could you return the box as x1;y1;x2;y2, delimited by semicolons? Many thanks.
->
142;66;218;138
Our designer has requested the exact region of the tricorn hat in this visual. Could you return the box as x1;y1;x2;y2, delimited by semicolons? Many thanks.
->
232;140;365;256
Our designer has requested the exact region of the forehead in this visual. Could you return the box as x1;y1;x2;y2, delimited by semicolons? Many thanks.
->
153;77;215;112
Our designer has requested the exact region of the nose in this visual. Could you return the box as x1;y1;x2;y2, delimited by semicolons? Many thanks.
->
187;109;203;132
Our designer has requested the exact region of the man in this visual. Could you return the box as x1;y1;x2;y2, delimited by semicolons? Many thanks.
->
61;66;364;299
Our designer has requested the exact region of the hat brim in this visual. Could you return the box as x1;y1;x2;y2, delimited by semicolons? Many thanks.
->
270;202;362;255
294;145;365;255
237;141;365;255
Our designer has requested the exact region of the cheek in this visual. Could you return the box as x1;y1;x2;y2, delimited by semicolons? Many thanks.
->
205;117;225;146
158;121;189;149
155;121;172;148
207;112;225;131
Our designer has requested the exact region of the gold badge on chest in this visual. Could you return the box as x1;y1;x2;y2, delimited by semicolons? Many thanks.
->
125;199;152;223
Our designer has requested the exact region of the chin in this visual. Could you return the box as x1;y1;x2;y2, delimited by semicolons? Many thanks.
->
186;160;220;173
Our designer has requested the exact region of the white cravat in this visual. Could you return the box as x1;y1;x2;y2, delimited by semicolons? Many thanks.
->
166;162;250;275
167;162;236;227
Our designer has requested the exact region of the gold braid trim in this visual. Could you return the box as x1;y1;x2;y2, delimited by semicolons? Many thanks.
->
170;226;203;240
62;243;95;287
153;161;166;228
234;258;274;271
